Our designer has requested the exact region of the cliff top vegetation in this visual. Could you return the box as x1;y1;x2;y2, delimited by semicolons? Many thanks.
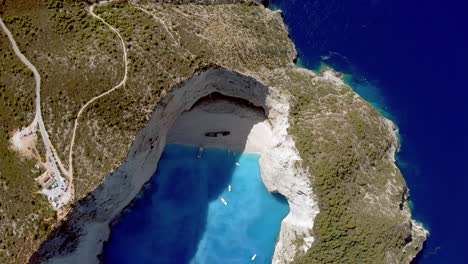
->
0;0;424;263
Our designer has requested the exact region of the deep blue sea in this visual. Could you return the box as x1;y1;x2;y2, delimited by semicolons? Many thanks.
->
103;144;289;264
269;0;468;263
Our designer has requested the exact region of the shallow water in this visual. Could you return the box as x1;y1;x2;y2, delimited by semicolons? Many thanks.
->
270;0;468;262
103;144;289;264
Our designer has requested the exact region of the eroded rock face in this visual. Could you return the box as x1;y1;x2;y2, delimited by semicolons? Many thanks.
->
30;66;318;264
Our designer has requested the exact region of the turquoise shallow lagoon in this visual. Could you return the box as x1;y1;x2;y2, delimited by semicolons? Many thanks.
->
103;144;289;264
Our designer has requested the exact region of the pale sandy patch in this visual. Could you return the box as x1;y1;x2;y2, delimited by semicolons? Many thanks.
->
167;98;274;154
10;122;38;160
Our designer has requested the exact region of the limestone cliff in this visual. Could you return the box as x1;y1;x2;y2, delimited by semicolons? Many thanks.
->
29;66;318;264
0;0;426;263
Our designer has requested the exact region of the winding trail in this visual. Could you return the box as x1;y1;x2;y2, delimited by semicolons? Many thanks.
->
0;17;66;186
67;4;128;189
0;3;128;204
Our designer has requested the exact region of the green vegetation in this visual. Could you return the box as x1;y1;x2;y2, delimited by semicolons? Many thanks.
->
3;15;35;36
285;70;415;263
0;28;56;264
2;0;125;199
0;0;422;263
47;0;63;9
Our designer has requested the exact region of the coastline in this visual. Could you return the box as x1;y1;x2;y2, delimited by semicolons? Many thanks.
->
270;3;428;256
33;64;427;264
270;1;432;256
26;1;427;262
102;144;288;263
293;48;430;252
35;67;319;264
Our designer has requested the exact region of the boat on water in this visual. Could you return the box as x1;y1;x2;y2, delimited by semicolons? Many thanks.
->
251;254;257;261
235;162;240;166
220;197;228;206
197;146;204;159
228;185;232;192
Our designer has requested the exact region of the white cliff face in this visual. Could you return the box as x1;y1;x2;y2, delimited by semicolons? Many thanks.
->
42;67;318;264
260;88;319;263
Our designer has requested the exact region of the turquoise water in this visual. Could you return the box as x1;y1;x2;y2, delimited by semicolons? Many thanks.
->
103;144;290;264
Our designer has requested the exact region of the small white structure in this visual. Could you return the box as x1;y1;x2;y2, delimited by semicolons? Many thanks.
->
228;185;232;192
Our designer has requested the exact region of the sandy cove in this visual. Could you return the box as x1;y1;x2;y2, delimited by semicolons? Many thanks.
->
34;67;319;264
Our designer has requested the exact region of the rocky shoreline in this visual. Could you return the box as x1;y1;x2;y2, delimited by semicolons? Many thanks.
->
30;67;319;264
30;65;427;264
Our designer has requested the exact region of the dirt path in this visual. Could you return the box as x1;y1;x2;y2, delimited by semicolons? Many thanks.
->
66;4;129;192
1;3;129;207
0;17;68;186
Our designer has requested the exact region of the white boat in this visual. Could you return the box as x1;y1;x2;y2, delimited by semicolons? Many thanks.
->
197;146;204;159
228;185;232;192
235;162;240;166
220;197;228;206
251;254;257;261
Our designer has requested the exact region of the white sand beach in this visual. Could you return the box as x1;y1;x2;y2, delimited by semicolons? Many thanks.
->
167;97;274;154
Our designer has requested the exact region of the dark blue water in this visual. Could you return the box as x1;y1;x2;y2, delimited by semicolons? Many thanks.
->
103;144;289;264
269;0;468;263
